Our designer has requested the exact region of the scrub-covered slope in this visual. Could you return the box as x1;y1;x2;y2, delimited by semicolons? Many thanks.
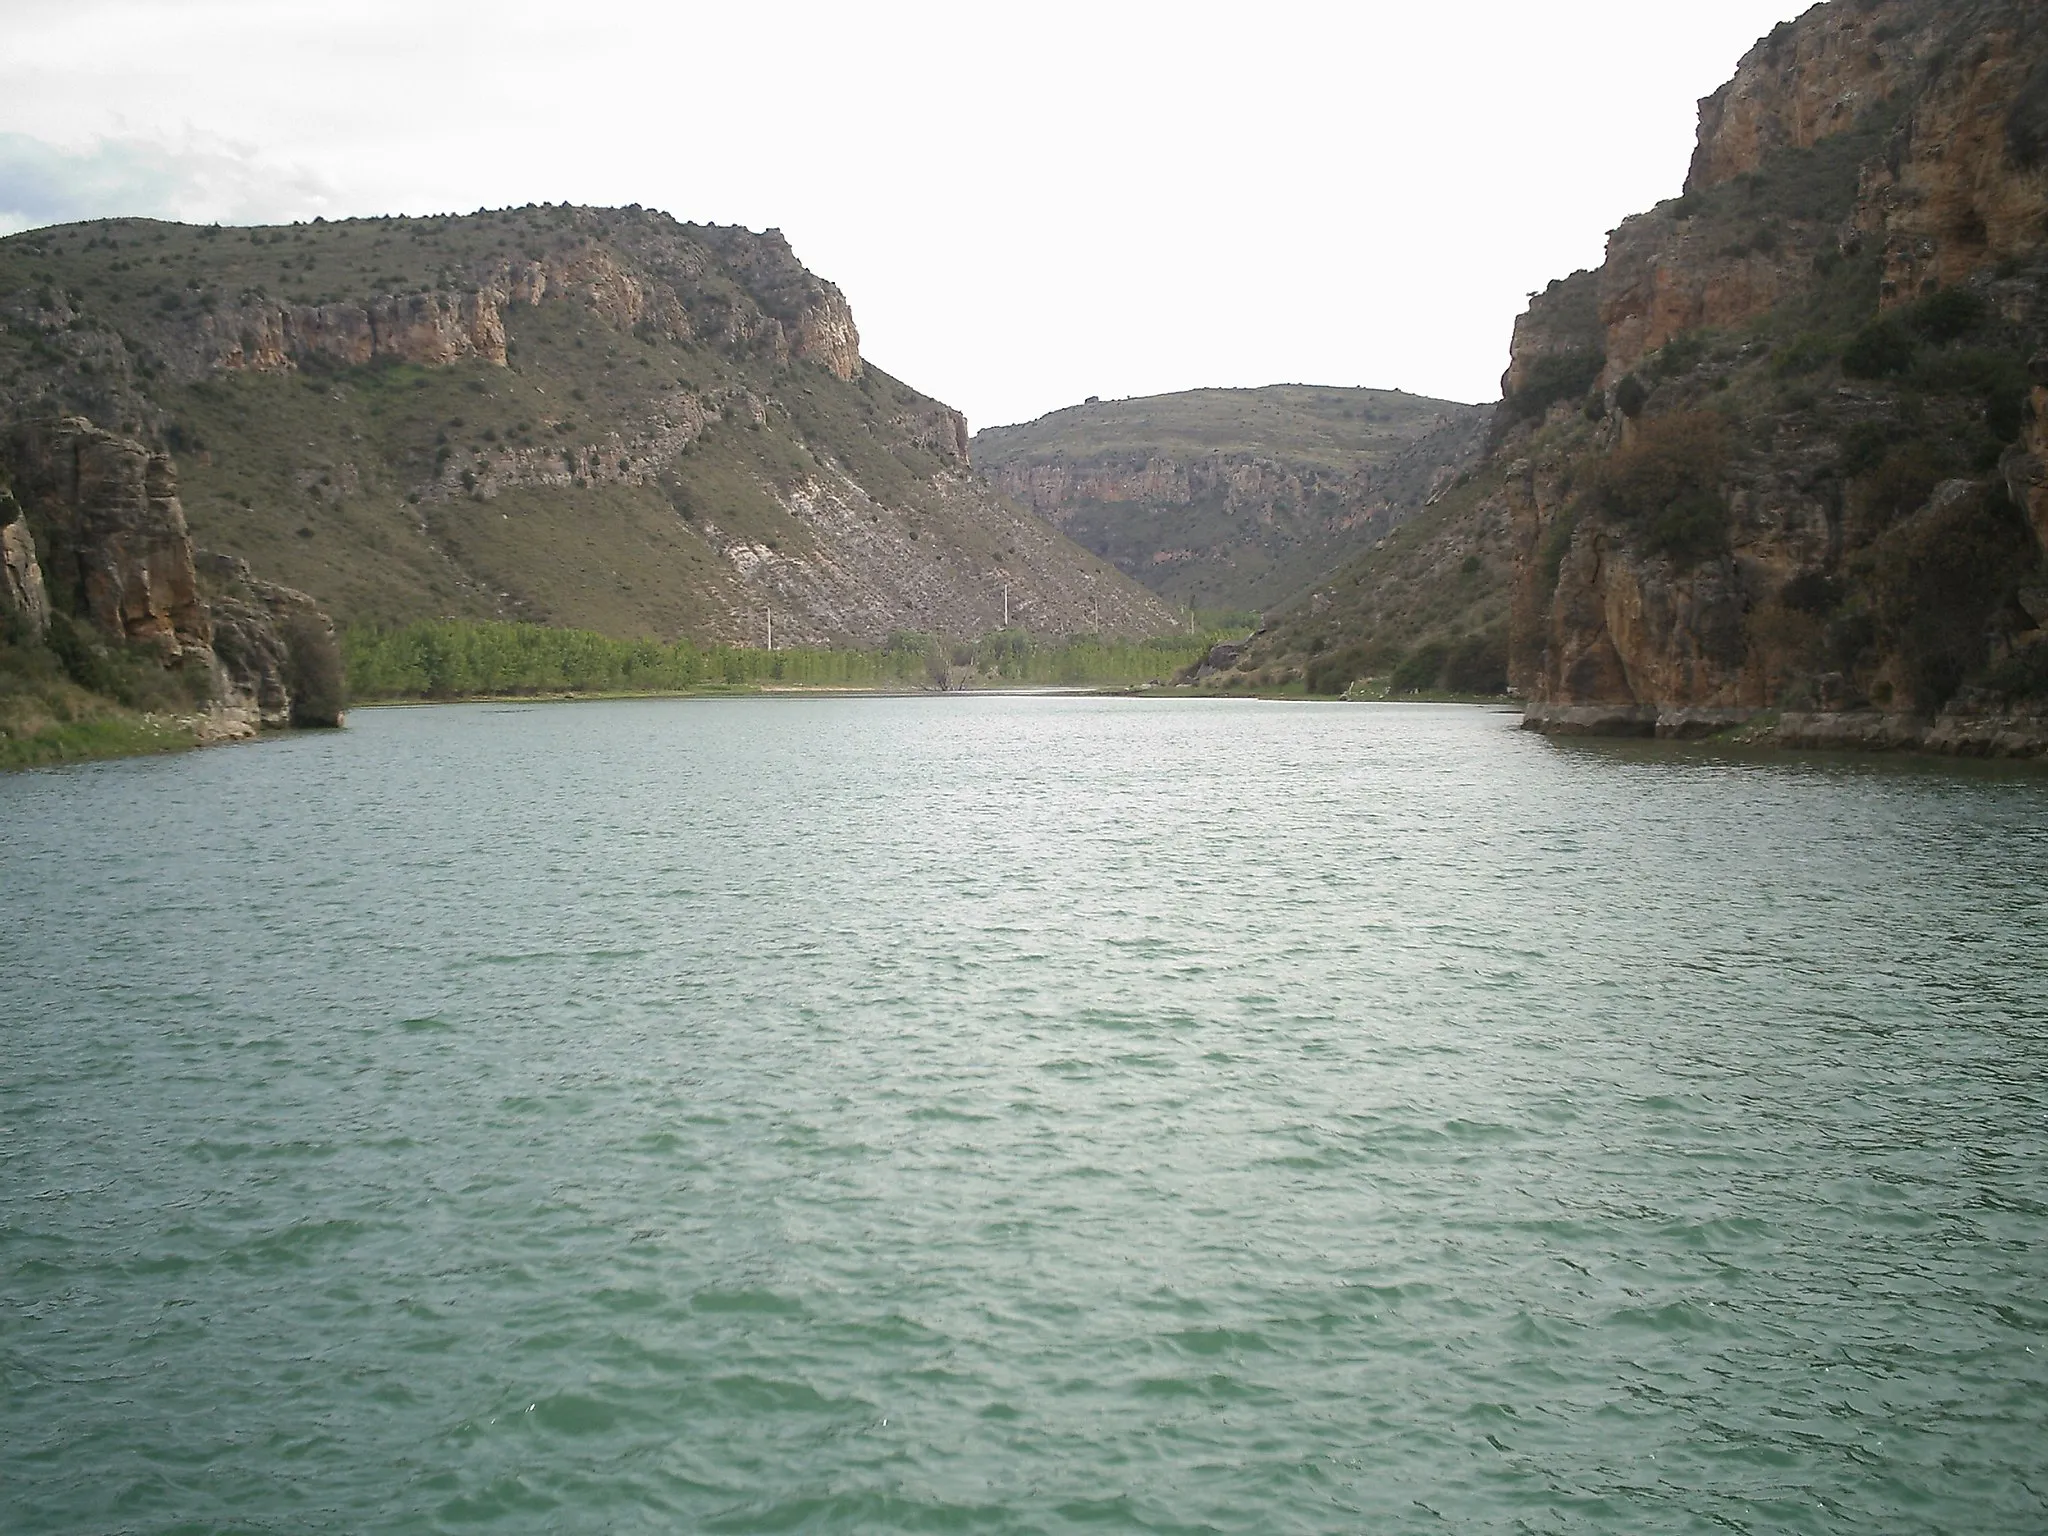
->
972;385;1486;612
0;206;1174;644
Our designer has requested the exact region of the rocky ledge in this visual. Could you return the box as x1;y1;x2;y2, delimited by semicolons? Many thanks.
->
1523;702;2048;759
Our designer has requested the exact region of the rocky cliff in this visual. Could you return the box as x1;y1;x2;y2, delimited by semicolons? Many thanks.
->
1;418;343;738
972;386;1488;612
1243;0;2048;752
0;206;1172;646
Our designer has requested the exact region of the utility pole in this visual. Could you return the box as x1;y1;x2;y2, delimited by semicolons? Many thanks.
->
766;604;773;652
1002;582;1010;628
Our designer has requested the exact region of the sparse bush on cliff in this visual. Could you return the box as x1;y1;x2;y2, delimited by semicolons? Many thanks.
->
1842;318;1917;378
1837;420;1895;478
1585;411;1731;564
1613;375;1649;419
1853;444;1942;531
1984;640;2048;701
1534;507;1580;608
1772;332;1837;377
2007;57;2048;168
1912;346;2031;443
1908;287;1990;345
1780;570;1844;616
1859;482;2037;711
1648;333;1709;380
1503;350;1606;427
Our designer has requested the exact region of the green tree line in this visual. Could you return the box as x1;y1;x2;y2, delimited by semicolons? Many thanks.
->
342;620;1219;700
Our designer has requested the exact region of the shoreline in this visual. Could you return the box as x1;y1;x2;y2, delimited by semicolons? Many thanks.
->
1522;702;2048;763
14;688;2048;773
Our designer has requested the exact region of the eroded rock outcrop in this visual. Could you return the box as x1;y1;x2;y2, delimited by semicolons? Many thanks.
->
136;215;865;387
7;418;211;662
197;553;345;730
0;486;48;636
2;419;343;738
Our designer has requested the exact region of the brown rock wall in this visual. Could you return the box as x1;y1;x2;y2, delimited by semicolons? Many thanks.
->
1598;216;1807;384
1687;1;1929;192
8;418;211;661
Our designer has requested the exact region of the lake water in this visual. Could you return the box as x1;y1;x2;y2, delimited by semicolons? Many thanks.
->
4;697;2047;1534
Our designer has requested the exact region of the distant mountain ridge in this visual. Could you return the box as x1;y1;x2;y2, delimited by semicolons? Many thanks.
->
0;205;1174;645
972;385;1487;612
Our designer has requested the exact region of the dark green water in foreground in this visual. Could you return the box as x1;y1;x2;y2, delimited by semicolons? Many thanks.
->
4;698;2047;1534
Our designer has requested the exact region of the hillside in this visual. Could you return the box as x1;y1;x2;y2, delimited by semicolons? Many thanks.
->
1242;0;2048;755
971;385;1487;612
0;207;1174;645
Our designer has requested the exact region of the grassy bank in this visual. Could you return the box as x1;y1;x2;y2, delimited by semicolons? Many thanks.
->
343;620;1219;701
1;620;207;770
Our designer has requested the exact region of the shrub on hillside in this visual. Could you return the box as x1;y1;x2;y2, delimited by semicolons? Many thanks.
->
1772;332;1838;377
283;615;346;726
1585;411;1731;563
1504;350;1606;427
1907;287;1990;345
1860;483;2036;711
1390;642;1449;695
1984;640;2048;701
1441;632;1508;695
2008;58;2048;169
1842;317;1917;378
1853;444;1943;531
1648;333;1708;380
1305;639;1402;696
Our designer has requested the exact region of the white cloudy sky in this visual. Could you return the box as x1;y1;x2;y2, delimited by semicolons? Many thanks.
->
1;0;1805;428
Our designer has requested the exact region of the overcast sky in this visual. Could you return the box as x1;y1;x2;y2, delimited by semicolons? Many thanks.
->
1;0;1807;428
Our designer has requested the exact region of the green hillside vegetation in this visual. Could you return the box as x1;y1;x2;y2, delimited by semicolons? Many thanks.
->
0;207;1172;646
1218;462;1517;698
346;620;1214;698
0;610;208;768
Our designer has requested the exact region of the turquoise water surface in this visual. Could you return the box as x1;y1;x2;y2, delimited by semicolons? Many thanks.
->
3;697;2045;1533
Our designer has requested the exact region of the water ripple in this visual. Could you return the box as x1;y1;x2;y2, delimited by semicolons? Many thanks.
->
3;697;2046;1533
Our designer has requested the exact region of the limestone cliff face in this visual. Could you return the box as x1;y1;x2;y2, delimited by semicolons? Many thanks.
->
196;553;345;730
1497;0;2048;754
0;486;48;635
163;228;860;384
1501;1;2048;399
1686;1;1931;189
197;291;509;374
1502;274;1603;399
3;419;343;736
8;418;211;663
